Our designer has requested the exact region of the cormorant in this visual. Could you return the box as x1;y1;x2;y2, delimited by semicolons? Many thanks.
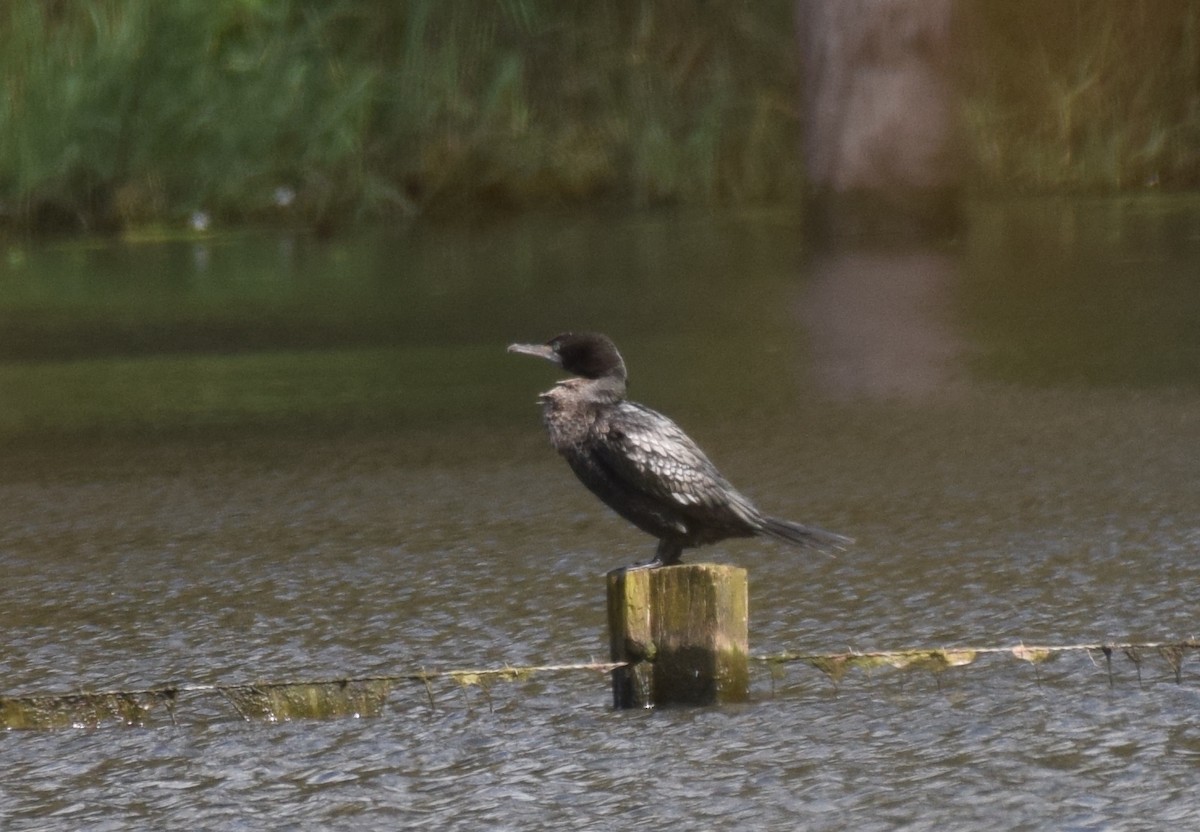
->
508;332;852;567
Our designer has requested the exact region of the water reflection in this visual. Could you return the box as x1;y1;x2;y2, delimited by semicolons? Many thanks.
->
964;197;1200;387
800;249;963;399
191;241;211;273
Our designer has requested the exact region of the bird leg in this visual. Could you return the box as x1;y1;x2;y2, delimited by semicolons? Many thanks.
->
651;540;683;567
657;537;686;564
622;539;683;571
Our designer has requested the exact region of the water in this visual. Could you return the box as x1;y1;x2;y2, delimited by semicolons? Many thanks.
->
2;198;1199;829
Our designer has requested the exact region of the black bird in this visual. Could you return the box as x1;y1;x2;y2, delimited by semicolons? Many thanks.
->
508;332;851;567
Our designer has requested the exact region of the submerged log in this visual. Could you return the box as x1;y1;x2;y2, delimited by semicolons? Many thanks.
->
606;563;749;708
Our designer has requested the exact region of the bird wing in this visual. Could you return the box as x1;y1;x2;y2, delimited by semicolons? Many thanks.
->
594;402;759;524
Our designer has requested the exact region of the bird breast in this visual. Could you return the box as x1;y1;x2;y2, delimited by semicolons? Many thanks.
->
537;381;599;449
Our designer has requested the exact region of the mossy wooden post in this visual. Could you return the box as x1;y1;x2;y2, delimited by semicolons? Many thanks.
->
606;563;749;708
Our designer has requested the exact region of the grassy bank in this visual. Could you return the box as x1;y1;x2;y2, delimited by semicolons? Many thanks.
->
961;0;1200;192
1;1;1198;234
1;0;801;233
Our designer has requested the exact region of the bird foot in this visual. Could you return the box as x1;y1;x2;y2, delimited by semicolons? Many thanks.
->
621;558;663;572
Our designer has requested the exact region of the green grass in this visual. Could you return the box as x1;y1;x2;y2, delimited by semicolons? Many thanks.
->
959;0;1200;191
0;1;802;233
1;2;1198;233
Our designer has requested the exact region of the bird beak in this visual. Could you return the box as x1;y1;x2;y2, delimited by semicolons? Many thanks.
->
507;342;561;365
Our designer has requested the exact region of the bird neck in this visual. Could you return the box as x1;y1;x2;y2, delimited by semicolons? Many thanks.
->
586;374;627;402
540;374;627;412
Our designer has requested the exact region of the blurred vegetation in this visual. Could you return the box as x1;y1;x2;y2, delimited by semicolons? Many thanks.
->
1;0;1198;234
960;0;1200;192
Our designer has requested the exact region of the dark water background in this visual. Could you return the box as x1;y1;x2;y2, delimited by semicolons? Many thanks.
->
2;198;1199;829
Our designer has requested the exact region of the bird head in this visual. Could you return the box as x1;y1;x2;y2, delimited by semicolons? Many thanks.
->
508;332;628;382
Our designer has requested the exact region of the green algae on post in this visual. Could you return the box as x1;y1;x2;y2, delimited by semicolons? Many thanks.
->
607;563;749;708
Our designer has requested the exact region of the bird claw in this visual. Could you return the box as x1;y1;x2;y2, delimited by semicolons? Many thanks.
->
625;558;664;572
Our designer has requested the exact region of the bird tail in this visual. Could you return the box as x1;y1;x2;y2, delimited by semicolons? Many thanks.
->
760;516;854;553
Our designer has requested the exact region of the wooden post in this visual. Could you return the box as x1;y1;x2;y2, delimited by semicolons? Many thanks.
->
606;563;749;708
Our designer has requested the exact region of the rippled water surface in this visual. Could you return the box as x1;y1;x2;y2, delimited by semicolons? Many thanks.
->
2;199;1199;829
